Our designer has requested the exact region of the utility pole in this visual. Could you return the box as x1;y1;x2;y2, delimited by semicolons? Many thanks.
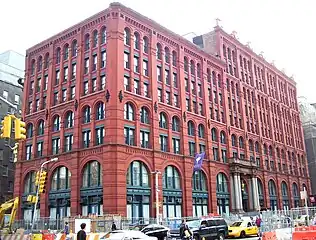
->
152;170;161;224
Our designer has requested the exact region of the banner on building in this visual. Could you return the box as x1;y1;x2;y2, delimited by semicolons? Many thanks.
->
193;152;205;172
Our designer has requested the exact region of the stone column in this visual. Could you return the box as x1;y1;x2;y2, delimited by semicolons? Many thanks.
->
247;178;253;211
230;175;236;212
236;174;243;212
252;177;260;211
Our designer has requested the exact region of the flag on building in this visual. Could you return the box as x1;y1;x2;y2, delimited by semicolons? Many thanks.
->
193;152;205;172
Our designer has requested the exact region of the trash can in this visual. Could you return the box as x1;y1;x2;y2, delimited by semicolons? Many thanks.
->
31;233;43;240
42;233;55;240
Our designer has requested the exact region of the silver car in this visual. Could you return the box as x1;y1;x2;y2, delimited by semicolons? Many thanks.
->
101;230;158;240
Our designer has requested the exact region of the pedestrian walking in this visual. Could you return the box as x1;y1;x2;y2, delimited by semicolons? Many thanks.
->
63;222;69;235
179;219;192;240
77;223;87;240
111;221;117;231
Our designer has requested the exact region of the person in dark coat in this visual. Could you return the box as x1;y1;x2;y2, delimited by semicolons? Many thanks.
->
77;223;87;240
111;221;117;231
179;220;192;239
64;222;69;235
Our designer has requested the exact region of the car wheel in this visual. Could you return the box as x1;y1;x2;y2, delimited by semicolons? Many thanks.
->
240;231;246;238
218;233;224;240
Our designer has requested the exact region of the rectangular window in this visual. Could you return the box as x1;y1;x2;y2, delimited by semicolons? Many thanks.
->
55;70;60;85
44;75;48;90
42;97;46;109
165;69;170;85
172;138;180;154
159;135;168;152
199;144;205;154
62;89;67;102
52;138;60;155
35;99;40;111
71;63;76;80
165;91;171;104
185;78;189;92
30;82;34;95
95;127;105;145
37;142;43;157
213;147;219;161
222;149;227;163
92;55;97;71
124;127;135;146
173;73;178;88
100;75;106;90
53;92;58;105
124;52;130;69
134;56;139;73
143;83;149;97
36;78;41;92
158;89;162;102
63;67;68;81
101;51;106;68
83;81;89;95
134;80;140;94
186;99;190;111
189;142;195;156
2;165;8;176
70;86;75;99
157;66;162;82
82;130;91;148
140;131;150;148
124;76;130;91
28;102;32;114
26;145;32;160
143;60;148;76
173;94;178;107
64;135;73;152
92;78;97;92
2;90;8;100
84;58;89;74
198;84;202;97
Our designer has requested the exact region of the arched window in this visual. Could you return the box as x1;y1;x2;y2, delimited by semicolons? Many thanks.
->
71;40;78;57
231;134;237;147
140;107;149;124
184;57;188;72
172;116;180;132
216;173;230;214
101;27;106;44
239;136;244;148
126;161;150;220
188;121;195;136
143;37;149;53
163;166;182;217
37;56;42;71
26;123;33;138
269;146;273;156
293;183;300;207
268;180;278;210
172;51;177;66
164;47;170;63
82;106;91;123
95;102;105;120
192;171;208;217
53;115;60;131
159;112;168;129
255;142;260;153
134;32;140;50
65;111;74;128
63;44;69;60
263;144;268;155
211;128;217;142
197;63;201;78
31;60;36;75
124;28;131;45
126;161;149;187
55;48;61;64
44;53;49;69
51;166;71;191
84;34;90;51
249;140;254;151
281;181;289;210
124;102;135;121
220;131;226;144
92;30;98;48
82;161;102;188
257;179;264;207
81;161;103;216
190;60;195;75
198;124;205;138
24;171;36;194
37;120;45;136
156;43;162;60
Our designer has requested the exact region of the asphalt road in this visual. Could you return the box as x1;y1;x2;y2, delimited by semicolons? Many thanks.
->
239;237;259;240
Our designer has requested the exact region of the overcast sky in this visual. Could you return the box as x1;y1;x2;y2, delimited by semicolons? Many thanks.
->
1;0;315;102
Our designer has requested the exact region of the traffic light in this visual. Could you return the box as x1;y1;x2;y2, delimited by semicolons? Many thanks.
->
0;115;12;138
27;195;37;203
38;171;48;194
14;118;26;140
12;143;19;163
35;171;40;186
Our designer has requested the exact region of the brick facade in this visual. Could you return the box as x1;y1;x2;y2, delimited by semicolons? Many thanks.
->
14;2;310;219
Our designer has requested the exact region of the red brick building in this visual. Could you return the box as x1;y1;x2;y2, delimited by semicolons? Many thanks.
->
14;2;310;221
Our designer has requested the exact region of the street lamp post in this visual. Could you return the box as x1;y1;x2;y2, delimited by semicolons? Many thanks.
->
152;170;161;224
31;157;58;232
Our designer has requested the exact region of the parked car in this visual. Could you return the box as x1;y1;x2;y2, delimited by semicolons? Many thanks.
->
141;224;170;240
101;230;158;239
168;217;228;240
228;220;259;238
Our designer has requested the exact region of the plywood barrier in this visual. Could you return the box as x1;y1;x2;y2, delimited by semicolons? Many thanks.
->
292;230;316;240
262;231;277;240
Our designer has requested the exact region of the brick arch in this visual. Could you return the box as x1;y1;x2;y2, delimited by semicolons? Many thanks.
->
78;156;102;174
21;168;37;182
92;99;105;111
159;110;170;125
161;161;184;181
139;104;151;114
214;170;230;181
191;168;210;191
80;104;91;114
48;162;73;180
187;118;198;129
123;98;139;112
62;108;74;121
51;113;61;122
125;155;153;173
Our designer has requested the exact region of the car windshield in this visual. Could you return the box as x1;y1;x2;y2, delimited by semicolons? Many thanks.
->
231;221;242;227
187;220;200;228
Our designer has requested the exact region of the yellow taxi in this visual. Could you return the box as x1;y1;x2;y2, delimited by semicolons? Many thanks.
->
228;220;259;238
